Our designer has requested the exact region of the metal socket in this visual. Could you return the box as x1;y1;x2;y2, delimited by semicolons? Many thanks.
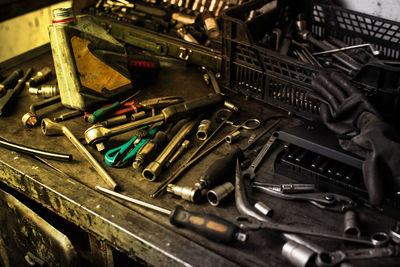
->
223;101;239;112
282;241;316;267
225;130;240;143
167;184;202;203
207;182;234;206
196;119;211;141
390;221;400;244
343;210;360;237
254;201;273;217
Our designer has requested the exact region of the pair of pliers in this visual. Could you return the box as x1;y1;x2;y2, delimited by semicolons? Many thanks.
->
105;125;159;167
252;182;356;213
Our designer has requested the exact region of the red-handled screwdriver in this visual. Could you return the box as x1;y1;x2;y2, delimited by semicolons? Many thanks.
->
88;91;141;124
96;186;247;244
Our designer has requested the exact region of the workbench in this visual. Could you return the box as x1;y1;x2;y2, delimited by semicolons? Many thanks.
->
0;44;399;267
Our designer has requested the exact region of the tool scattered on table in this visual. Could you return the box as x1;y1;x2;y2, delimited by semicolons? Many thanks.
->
53;109;84;122
0;69;23;98
84;94;224;151
235;158;384;246
25;67;52;88
28;85;58;98
96;185;247;244
41;118;118;190
151;117;275;199
165;140;190;168
241;132;278;180
315;245;400;266
252;182;356;213
88;91;141;124
0;136;72;161
0;68;32;116
143;117;200;181
99;110;147;127
21;95;61;127
105;124;160;167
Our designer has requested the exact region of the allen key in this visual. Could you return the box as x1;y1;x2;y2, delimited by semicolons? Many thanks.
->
41;118;118;190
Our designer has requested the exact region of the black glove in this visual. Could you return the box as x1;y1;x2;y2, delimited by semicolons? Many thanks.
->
310;71;400;205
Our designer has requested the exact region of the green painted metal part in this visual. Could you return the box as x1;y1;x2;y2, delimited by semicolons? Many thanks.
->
90;16;222;73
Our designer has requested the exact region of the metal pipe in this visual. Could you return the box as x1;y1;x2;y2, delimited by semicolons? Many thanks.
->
282;241;317;267
344;210;361;237
0;136;72;161
143;118;199;181
207;182;234;206
41;118;118;190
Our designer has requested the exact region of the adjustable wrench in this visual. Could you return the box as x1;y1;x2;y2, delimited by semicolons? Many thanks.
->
241;132;278;179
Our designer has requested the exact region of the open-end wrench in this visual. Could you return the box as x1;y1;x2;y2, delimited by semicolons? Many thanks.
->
241;131;278;180
316;244;399;266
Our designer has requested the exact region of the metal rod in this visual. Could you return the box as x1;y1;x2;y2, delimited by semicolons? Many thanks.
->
96;186;171;215
312;43;380;56
0;136;72;161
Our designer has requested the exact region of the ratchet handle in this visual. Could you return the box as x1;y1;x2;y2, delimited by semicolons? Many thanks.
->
170;205;245;244
162;94;224;122
198;147;243;189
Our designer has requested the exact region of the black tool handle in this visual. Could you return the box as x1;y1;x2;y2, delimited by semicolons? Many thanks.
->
198;147;243;189
170;206;244;244
162;94;224;122
0;69;23;96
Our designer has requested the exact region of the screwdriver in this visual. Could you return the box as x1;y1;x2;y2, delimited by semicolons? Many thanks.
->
96;186;247;244
88;91;141;124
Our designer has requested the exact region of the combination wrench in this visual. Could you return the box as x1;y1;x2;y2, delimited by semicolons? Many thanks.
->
241;131;278;179
316;243;399;266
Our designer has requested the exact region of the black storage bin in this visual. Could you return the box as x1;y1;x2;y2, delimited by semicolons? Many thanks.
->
221;0;400;123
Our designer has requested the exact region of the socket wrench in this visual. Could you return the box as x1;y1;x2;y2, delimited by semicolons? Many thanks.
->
241;132;278;180
41;118;118;190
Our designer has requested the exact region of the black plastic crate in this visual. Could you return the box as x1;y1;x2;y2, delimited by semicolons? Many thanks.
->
221;0;400;123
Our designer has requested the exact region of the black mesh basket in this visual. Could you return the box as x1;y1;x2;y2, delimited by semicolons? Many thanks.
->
221;0;400;123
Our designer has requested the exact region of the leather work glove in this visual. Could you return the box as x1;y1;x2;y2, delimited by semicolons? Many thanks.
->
310;71;400;205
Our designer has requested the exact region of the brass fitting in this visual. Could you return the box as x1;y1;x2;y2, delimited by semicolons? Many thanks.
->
28;85;58;98
21;112;38;128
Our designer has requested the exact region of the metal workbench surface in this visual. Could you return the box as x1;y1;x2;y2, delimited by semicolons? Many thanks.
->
0;45;398;267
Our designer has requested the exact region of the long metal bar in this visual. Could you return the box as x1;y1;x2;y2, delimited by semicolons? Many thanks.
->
0;136;72;161
96;186;171;215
